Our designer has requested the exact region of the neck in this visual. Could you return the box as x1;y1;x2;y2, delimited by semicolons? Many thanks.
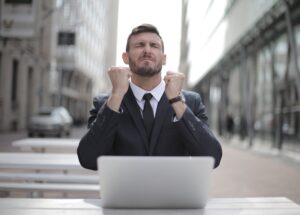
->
131;73;162;91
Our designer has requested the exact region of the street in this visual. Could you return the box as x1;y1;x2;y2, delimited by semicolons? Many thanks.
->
0;126;300;204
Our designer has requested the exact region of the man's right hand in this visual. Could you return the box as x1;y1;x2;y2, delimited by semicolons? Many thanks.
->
107;67;132;112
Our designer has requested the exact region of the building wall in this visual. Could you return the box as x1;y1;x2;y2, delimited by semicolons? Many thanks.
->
0;0;53;131
52;0;119;124
0;0;119;131
181;0;300;150
185;0;279;87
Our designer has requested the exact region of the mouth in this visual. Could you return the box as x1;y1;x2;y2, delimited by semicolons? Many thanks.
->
140;57;154;64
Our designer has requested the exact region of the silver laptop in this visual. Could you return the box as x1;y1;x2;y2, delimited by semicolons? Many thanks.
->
97;156;214;209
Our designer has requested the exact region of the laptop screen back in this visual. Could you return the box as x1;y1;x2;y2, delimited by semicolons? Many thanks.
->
97;156;214;209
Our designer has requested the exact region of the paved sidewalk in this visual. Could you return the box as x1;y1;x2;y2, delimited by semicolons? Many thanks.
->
210;136;300;204
0;131;27;152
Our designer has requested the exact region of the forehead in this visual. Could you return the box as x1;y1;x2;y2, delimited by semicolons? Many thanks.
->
129;32;162;44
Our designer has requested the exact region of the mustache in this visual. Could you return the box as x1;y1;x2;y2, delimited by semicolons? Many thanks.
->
139;53;154;60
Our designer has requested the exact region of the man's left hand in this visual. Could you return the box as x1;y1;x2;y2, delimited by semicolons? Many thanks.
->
164;71;185;99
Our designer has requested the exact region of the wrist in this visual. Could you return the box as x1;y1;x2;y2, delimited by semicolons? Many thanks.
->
111;88;127;98
107;94;124;112
171;99;186;119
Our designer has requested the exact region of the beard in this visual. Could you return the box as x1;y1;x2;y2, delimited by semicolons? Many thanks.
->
135;66;161;77
129;58;162;77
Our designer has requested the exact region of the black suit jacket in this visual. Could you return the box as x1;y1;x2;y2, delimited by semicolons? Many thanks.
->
77;87;222;170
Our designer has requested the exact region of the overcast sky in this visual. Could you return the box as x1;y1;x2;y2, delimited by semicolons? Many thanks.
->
116;0;182;73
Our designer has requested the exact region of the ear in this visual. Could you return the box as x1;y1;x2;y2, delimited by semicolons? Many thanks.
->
162;54;166;65
122;52;129;65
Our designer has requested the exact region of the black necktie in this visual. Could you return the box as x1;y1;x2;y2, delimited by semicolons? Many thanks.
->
143;93;154;140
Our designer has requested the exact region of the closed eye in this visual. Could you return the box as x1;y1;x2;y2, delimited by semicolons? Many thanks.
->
150;43;160;48
134;42;145;48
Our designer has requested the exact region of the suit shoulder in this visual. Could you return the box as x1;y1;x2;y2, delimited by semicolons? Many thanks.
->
182;90;202;101
92;94;109;108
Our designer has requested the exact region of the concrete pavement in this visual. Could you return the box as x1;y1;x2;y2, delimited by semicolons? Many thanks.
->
210;136;300;204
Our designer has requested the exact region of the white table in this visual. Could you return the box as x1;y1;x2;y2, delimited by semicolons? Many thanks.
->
0;152;81;170
0;197;299;214
12;138;79;153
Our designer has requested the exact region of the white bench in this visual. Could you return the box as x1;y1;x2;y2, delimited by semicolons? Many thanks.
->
0;169;99;197
0;152;98;197
0;172;99;184
12;138;79;153
0;182;100;193
0;182;100;198
0;152;82;170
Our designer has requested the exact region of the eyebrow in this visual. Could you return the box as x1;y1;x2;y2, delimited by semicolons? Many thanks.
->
132;41;162;47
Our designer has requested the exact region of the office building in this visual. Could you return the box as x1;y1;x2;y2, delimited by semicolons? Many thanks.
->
0;0;119;131
180;0;300;151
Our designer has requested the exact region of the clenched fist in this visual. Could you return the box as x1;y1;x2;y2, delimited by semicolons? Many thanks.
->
107;67;132;112
108;67;132;96
163;71;185;99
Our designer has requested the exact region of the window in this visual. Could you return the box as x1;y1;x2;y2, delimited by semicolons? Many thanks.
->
57;32;76;45
0;52;2;89
11;59;18;103
5;0;32;4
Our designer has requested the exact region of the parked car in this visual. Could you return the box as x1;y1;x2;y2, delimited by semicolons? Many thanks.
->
28;106;73;137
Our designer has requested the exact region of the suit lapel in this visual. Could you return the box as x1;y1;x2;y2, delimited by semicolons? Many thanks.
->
122;87;149;151
149;93;174;154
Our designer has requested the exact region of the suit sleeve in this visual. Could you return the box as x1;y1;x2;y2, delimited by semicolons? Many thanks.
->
175;92;222;168
77;96;121;170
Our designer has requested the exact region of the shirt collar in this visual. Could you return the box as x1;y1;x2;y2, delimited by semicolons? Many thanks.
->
130;80;165;102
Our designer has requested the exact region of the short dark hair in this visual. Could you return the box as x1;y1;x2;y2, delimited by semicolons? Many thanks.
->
125;24;164;52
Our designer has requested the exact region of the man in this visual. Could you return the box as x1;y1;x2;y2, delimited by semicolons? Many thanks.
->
77;24;222;170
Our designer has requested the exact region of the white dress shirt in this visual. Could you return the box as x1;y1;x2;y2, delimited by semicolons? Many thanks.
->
129;80;165;117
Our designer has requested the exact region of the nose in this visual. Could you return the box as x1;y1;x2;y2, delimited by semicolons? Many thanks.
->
143;43;151;53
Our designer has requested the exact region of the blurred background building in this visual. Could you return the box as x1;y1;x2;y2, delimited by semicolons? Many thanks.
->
0;0;118;131
180;0;300;152
1;0;299;156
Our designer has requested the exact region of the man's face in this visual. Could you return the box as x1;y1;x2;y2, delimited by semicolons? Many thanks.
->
123;32;166;77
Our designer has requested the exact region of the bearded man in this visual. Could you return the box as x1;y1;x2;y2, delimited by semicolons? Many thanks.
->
77;24;222;170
